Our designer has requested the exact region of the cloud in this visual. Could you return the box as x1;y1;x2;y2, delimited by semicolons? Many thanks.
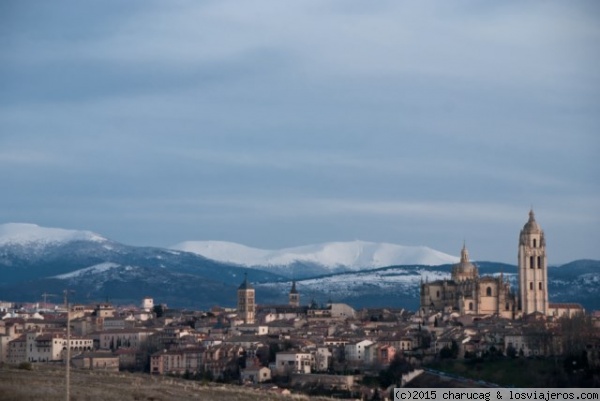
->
0;0;598;263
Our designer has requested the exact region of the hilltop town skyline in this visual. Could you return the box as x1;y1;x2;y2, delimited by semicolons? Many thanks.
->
0;211;597;391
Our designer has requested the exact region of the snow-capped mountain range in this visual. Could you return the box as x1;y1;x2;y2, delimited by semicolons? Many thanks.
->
0;223;460;278
171;240;459;277
0;223;598;310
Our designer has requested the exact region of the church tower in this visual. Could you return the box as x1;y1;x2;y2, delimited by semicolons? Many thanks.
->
237;273;255;324
518;209;548;316
289;280;299;307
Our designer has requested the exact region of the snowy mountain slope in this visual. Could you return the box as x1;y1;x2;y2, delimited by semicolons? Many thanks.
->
171;240;459;277
257;265;452;309
255;261;600;311
0;223;285;286
0;223;106;246
52;262;122;279
2;263;271;309
256;262;518;310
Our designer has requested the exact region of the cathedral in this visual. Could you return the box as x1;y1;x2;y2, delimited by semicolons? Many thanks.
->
420;210;583;319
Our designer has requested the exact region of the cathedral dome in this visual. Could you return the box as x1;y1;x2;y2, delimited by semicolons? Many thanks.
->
522;210;541;233
451;244;478;282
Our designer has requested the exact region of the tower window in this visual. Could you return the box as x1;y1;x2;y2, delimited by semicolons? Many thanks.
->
530;256;535;269
537;256;541;269
530;282;533;290
538;282;542;290
486;287;492;296
533;239;537;248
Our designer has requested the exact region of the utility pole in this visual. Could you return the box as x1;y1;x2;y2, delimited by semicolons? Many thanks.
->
63;290;73;401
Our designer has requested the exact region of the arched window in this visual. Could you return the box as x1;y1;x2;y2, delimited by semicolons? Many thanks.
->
537;256;541;269
530;256;535;269
486;286;492;296
533;239;537;248
468;302;473;311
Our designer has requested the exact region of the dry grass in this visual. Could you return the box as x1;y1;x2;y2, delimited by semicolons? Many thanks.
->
0;365;328;401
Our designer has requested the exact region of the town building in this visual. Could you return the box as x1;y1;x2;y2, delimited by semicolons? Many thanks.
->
71;351;120;371
275;351;314;375
241;366;272;383
344;339;373;362
7;332;93;364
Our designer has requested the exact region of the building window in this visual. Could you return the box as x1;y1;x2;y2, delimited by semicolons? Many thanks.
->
530;256;535;269
505;303;509;311
538;282;542;290
468;302;473;311
533;239;537;248
436;290;440;298
486;287;492;296
530;282;533;290
537;256;541;269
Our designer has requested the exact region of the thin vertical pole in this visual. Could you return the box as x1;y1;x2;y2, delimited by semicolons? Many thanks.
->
64;290;71;401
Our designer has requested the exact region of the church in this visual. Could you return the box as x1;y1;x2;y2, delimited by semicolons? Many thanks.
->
420;210;583;319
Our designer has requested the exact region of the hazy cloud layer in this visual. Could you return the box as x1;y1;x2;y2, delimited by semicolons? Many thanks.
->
1;0;598;263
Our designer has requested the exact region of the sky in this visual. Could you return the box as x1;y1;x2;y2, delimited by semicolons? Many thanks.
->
1;1;599;264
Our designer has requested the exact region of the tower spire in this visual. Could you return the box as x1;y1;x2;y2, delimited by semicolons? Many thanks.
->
460;242;469;263
289;279;299;307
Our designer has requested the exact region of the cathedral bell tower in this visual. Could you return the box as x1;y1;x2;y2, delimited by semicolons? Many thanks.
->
518;210;548;316
289;280;300;307
237;273;255;324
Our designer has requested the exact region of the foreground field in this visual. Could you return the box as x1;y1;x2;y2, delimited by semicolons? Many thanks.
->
0;365;325;401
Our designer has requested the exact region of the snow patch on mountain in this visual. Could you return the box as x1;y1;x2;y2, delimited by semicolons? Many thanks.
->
171;240;459;270
53;262;122;279
0;223;106;246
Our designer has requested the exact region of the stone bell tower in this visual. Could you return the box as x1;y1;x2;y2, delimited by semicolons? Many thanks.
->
289;280;299;307
237;273;255;324
518;209;548;316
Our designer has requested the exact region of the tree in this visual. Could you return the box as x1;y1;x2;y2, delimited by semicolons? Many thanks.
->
450;340;459;358
506;344;517;359
559;314;594;360
523;320;553;357
440;346;453;359
378;354;412;388
153;304;165;318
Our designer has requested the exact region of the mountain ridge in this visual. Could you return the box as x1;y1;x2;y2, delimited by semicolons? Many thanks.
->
171;239;460;277
0;223;598;311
